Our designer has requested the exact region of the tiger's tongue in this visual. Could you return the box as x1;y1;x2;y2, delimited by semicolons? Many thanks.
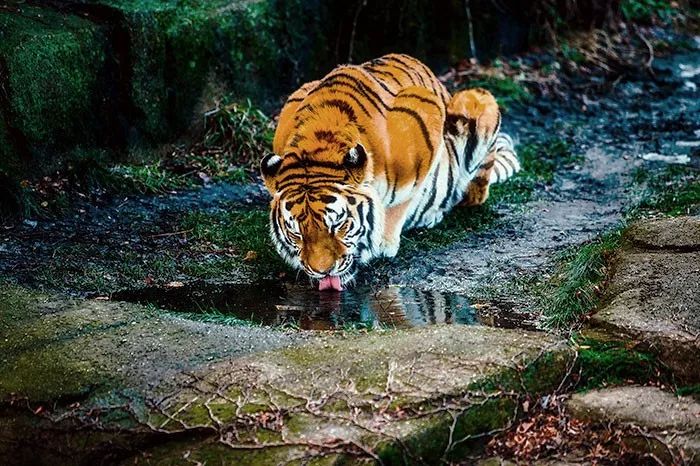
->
318;275;343;291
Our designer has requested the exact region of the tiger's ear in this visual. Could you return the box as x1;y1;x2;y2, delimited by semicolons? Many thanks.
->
343;143;368;181
260;153;283;193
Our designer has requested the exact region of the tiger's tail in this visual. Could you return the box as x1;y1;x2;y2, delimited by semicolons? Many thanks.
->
488;133;520;184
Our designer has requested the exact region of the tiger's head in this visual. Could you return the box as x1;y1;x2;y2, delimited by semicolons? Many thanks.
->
260;134;383;291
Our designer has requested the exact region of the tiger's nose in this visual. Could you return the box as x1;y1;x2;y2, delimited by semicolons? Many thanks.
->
305;255;335;276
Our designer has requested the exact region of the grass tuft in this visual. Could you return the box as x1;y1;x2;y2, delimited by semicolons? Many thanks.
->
172;308;258;327
196;100;274;166
630;165;700;218
542;230;622;329
111;163;190;194
464;77;532;111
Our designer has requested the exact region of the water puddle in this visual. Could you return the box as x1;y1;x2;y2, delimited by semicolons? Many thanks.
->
110;282;538;331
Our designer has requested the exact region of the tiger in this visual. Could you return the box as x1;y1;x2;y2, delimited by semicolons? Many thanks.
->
260;54;520;291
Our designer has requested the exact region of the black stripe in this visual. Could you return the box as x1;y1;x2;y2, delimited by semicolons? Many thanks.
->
464;118;478;167
313;72;388;114
497;153;519;172
386;55;429;87
361;67;397;96
409;57;443;95
481;159;495;170
417;163;439;222
320;98;358;122
413;157;422;189
365;196;375;233
325;90;372;117
388;167;398;205
400;93;442;113
389;106;435;155
364;65;403;86
283;160;342;171
286;97;304;103
277;174;344;190
440;158;455;209
381;56;417;85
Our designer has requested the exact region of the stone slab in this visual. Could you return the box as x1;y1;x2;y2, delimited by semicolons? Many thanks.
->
625;216;700;251
590;216;700;382
0;285;572;464
567;386;700;464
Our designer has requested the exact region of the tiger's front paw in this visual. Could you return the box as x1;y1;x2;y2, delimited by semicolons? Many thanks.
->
379;237;401;258
462;179;490;206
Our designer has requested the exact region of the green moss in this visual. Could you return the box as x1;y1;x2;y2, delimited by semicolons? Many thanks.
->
0;347;98;403
575;337;667;390
0;286;101;402
542;229;622;329
0;6;108;157
124;437;301;466
377;398;516;464
469;347;573;395
91;0;324;140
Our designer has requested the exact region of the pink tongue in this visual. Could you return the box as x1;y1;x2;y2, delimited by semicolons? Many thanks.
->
318;275;343;291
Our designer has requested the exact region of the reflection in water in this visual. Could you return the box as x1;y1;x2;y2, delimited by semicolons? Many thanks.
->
111;282;534;330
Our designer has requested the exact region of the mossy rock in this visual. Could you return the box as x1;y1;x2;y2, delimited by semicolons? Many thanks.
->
0;5;113;172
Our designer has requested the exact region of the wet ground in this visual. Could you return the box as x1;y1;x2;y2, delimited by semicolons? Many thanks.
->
1;46;699;331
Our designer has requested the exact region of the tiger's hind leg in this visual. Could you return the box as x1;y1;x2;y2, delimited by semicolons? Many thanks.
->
444;88;518;206
463;133;519;206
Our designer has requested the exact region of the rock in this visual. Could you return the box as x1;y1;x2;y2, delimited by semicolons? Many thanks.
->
0;284;573;464
0;5;111;172
625;215;700;251
589;216;700;382
567;386;700;464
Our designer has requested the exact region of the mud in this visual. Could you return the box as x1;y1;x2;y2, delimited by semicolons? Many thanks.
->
110;282;539;330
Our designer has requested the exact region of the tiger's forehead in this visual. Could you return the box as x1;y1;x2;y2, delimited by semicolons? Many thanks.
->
281;187;343;214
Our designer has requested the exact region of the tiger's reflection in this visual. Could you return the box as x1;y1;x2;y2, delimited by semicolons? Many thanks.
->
274;286;477;330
